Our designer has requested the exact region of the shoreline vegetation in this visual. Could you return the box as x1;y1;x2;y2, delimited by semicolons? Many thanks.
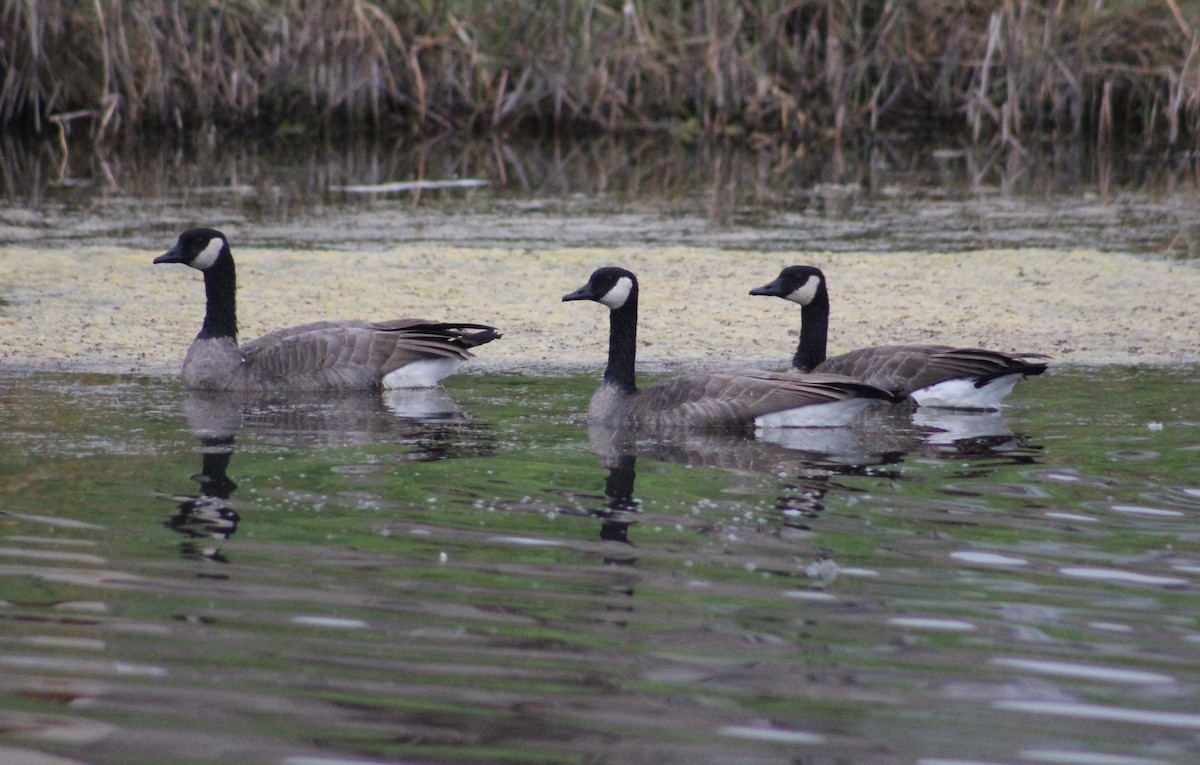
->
2;1;1197;149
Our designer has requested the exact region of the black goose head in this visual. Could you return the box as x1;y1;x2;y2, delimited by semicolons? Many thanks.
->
750;265;826;306
564;267;639;393
562;267;638;310
154;228;232;271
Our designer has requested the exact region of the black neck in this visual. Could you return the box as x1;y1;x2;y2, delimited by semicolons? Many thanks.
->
199;258;238;341
604;297;638;394
794;292;829;372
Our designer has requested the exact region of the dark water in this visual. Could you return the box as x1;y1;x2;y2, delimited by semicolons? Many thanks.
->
2;366;1199;765
2;133;1198;255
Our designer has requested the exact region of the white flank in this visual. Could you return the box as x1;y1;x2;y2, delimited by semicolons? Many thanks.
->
383;358;461;388
785;275;821;305
754;397;871;429
911;373;1022;409
599;276;634;308
191;236;225;270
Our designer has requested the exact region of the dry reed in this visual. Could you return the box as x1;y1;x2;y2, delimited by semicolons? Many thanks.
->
1;0;1196;147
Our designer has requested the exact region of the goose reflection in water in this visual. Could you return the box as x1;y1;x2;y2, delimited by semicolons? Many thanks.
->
163;388;491;562
165;435;240;564
911;407;1038;458
757;404;1036;462
595;453;640;548
586;404;1041;538
588;422;900;540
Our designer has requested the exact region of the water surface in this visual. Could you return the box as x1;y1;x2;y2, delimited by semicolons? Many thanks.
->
3;130;1200;764
2;366;1199;764
3;134;1197;255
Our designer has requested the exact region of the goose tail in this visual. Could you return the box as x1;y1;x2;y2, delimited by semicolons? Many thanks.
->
389;322;503;352
972;354;1050;388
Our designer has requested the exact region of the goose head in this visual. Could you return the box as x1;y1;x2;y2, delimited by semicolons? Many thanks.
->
562;266;638;309
750;265;826;306
155;228;232;271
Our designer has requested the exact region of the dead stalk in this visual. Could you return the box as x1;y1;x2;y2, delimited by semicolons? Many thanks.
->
0;0;1194;147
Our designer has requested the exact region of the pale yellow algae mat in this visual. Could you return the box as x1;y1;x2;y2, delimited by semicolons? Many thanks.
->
1;245;1197;376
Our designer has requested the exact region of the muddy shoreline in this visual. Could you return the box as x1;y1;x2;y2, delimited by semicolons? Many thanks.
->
2;245;1198;379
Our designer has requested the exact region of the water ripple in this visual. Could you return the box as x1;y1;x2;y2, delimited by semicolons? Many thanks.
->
1018;749;1172;765
718;725;824;744
1106;504;1185;518
994;700;1200;729
952;551;1030;567
889;617;978;632
1058;567;1189;588
0;654;167;677
989;657;1175;685
290;616;370;629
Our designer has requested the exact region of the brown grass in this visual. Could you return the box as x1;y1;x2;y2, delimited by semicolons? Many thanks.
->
1;1;1197;147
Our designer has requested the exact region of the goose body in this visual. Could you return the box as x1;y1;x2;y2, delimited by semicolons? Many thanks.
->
156;228;500;391
750;265;1047;409
563;267;895;430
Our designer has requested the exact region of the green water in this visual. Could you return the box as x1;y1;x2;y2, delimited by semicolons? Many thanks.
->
1;366;1199;765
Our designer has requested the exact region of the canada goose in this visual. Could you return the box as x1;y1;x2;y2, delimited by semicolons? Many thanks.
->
155;227;500;391
562;267;895;430
749;265;1048;409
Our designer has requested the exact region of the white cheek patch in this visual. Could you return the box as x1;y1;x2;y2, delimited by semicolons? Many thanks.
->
599;276;633;309
786;276;821;305
191;237;225;270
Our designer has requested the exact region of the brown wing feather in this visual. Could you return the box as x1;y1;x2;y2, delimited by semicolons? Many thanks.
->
815;345;1047;398
623;370;893;428
239;320;500;390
